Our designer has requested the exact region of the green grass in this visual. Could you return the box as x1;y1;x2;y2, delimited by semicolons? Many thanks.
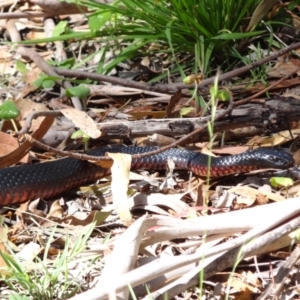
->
16;0;296;88
80;0;264;77
0;223;101;300
18;0;272;80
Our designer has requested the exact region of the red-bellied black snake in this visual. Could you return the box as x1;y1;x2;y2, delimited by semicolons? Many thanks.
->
0;146;294;205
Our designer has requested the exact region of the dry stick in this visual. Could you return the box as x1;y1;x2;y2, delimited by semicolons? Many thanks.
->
55;42;300;94
5;17;82;110
25;134;112;161
0;12;53;19
152;215;300;300
130;94;234;159
234;65;300;106
70;207;300;300
18;111;61;135
24;95;233;163
21;47;300;160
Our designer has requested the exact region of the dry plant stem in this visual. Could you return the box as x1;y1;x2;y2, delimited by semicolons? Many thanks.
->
23;96;233;162
0;12;54;19
257;247;300;300
99;216;156;299
21;97;291;142
55;68;154;91
55;41;300;93
72;213;300;300
5;18;82;110
86;84;171;98
18;110;61;135
70;199;300;300
25;134;112;161
134;234;225;298
141;198;299;247
234;65;300;106
152;216;300;300
130;94;233;160
140;198;300;248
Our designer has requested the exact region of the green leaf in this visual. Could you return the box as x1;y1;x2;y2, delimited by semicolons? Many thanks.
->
216;90;230;101
33;74;61;89
9;294;31;300
88;14;101;32
47;57;75;69
270;177;293;189
52;21;69;37
15;60;29;74
58;57;75;69
180;107;195;116
66;85;90;99
42;79;56;89
33;75;44;88
18;31;96;44
71;129;90;143
211;31;265;40
0;100;20;120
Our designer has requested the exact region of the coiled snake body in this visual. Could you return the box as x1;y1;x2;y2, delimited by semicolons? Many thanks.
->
0;146;294;205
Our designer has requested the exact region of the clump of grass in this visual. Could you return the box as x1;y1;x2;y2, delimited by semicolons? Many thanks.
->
77;0;264;76
20;0;287;81
0;223;101;300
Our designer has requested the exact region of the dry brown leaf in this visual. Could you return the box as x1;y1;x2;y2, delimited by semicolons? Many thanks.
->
59;210;112;227
246;0;278;31
293;149;300;165
0;45;13;62
15;98;49;132
128;192;192;217
247;128;300;147
256;193;269;205
235;193;256;208
0;46;14;75
268;60;300;78
46;200;64;219
227;278;249;292
0;115;54;167
18;67;42;98
226;271;261;300
61;107;101;139
129;110;166;119
229;186;284;202
136;134;176;147
108;152;132;225
0;132;29;163
166;89;181;118
25;31;46;41
286;8;300;31
212;146;249;155
285;179;300;198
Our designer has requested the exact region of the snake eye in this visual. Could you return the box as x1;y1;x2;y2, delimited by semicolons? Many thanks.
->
269;155;286;166
271;156;288;166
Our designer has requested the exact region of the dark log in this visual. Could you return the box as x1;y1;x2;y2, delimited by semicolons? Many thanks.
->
97;97;298;140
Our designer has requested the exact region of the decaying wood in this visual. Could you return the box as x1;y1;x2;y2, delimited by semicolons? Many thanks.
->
97;97;300;139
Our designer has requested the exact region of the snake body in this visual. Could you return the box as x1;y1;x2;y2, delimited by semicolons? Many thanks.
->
0;146;294;205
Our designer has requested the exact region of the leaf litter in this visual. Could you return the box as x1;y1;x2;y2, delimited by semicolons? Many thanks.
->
1;1;300;299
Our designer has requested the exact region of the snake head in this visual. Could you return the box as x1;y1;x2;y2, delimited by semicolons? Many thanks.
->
250;148;294;169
